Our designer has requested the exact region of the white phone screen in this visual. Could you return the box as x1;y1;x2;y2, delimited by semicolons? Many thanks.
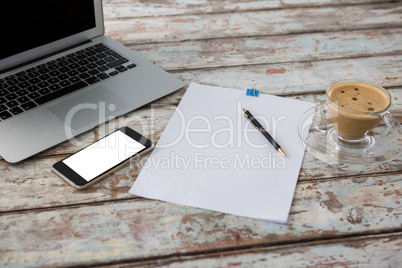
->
63;130;145;181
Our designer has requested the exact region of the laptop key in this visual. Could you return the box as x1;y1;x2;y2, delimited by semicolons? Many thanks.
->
0;111;12;120
5;93;18;100
79;73;90;79
35;81;88;105
28;71;40;78
6;100;19;108
49;70;61;77
38;67;50;74
18;82;30;88
28;92;40;99
127;63;137;69
5;75;16;81
110;51;122;58
16;89;29;96
48;64;59;71
38;81;50;88
59;67;70;73
88;69;100;75
9;107;23;115
7;79;19;86
39;74;51;81
97;73;109;80
69;77;81;83
0;105;7;112
16;71;26;76
104;56;115;62
21;101;37;111
109;71;119;76
8;86;20;92
17;96;30;104
48;78;60;84
17;75;30;82
98;66;109;72
59;80;72;87
26;85;39;92
26;67;36;73
85;76;100;84
0;89;9;96
49;84;61;91
68;63;80;69
0;97;6;104
107;57;129;68
116;65;128;72
38;88;51;95
77;67;88;73
28;78;41;84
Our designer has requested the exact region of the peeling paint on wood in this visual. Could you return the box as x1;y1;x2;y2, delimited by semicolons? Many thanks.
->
1;0;401;267
0;175;401;267
104;3;402;44
129;29;402;70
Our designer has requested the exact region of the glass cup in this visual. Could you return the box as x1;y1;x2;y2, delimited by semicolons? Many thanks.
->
326;80;391;146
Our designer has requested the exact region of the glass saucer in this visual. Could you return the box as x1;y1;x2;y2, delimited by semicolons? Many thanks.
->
297;104;402;164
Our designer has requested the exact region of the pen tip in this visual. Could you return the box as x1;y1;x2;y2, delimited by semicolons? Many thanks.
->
278;148;286;157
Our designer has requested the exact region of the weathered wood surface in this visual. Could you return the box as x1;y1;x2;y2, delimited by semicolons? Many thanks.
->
103;0;388;19
105;3;402;45
130;28;402;70
1;174;401;267
135;234;402;267
1;0;402;267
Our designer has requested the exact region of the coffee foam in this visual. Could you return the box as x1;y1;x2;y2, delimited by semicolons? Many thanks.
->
328;82;389;113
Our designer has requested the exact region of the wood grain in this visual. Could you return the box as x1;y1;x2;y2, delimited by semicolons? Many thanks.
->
129;28;402;70
0;174;400;267
112;233;402;267
1;0;401;266
103;0;388;19
104;3;402;45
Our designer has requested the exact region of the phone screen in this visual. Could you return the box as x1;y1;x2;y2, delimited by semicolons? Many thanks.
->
62;130;145;182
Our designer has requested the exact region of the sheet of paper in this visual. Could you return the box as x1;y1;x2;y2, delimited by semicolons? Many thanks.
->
129;83;315;223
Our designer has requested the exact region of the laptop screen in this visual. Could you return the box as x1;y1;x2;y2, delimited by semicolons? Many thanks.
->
1;0;96;61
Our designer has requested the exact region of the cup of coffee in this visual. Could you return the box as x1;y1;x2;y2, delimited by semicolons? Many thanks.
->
326;80;391;143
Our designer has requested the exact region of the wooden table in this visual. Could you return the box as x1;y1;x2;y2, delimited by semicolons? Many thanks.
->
1;0;401;267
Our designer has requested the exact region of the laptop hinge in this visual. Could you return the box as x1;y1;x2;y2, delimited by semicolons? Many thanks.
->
0;40;92;75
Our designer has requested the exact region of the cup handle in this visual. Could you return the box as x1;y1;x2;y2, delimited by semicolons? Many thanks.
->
381;111;397;136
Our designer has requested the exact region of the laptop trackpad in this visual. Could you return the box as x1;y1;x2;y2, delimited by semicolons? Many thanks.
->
49;86;130;131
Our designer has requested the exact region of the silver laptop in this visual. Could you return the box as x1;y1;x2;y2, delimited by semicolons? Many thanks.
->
0;0;184;163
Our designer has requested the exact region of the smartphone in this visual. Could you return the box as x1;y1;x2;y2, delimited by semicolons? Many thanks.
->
52;127;153;190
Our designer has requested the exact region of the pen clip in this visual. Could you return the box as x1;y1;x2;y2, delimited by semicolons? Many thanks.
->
244;112;260;131
250;120;260;131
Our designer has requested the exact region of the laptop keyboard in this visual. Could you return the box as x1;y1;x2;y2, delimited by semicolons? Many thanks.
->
0;43;136;121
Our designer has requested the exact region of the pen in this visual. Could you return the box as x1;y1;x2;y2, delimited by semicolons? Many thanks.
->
242;108;286;157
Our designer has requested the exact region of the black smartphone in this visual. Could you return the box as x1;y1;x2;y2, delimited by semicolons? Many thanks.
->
52;127;153;190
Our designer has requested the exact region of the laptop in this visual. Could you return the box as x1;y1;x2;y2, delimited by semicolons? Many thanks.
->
0;0;184;163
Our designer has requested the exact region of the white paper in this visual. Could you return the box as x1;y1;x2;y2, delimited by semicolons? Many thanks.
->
129;83;315;223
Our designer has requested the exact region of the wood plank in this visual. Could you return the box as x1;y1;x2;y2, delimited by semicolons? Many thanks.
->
104;3;402;44
103;0;387;19
175;56;402;95
114;233;402;267
129;28;402;70
0;174;400;267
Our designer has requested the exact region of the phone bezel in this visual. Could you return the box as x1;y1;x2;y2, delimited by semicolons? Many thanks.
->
52;127;153;189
